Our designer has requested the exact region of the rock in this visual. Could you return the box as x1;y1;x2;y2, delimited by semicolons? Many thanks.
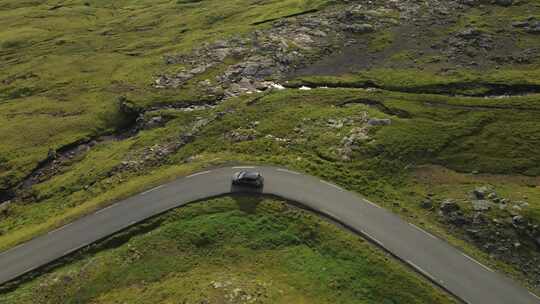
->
494;0;513;6
367;118;392;126
458;28;481;39
472;186;491;199
327;119;344;129
144;116;164;129
472;200;492;211
0;200;10;216
190;65;208;74
420;199;433;209
440;199;459;213
47;148;57;160
525;21;540;34
487;192;498;201
449;213;469;226
176;72;194;81
342;23;374;33
226;130;257;142
512;215;526;226
512;21;529;28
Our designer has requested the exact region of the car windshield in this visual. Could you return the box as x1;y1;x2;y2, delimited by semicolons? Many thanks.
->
242;172;259;180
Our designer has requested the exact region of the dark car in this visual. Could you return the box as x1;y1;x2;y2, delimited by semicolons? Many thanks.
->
232;171;264;188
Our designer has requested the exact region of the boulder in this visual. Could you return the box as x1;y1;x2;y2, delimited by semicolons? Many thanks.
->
440;199;459;213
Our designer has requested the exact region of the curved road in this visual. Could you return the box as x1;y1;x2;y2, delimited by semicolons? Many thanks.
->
0;166;538;303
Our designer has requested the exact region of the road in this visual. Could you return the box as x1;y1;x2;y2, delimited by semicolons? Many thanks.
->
0;166;538;303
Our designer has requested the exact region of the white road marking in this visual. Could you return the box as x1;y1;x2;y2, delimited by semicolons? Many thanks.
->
141;185;164;195
320;180;342;191
63;249;74;256
361;230;384;247
529;291;540;301
186;170;212;178
462;253;494;273
232;166;255;169
49;222;74;235
0;243;24;257
276;168;301;175
95;204;115;215
409;223;438;239
364;199;381;209
128;221;138;226
407;260;438;283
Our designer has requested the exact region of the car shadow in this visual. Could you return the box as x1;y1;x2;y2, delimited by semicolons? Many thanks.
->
229;185;264;214
229;184;263;194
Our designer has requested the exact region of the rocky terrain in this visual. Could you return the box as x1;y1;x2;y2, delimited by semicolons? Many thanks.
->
422;186;540;286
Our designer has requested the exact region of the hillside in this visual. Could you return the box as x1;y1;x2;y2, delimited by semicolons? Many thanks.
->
1;0;540;299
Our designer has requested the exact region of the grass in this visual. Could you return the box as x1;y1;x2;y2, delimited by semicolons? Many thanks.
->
0;196;456;304
0;0;329;191
287;68;540;96
0;88;538;288
1;0;540;296
2;87;539;232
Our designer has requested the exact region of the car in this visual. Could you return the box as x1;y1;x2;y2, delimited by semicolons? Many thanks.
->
232;171;264;188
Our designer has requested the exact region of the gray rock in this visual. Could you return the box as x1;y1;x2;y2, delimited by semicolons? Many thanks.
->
458;28;481;39
512;215;526;226
512;21;529;28
487;192;498;201
47;148;57;160
472;186;491;199
0;200;11;215
342;24;374;34
511;205;522;211
440;199;459;213
494;0;513;6
367;118;392;126
420;199;433;209
144;116;164;129
176;72;194;81
190;65;208;74
525;21;540;34
449;213;469;226
472;200;492;211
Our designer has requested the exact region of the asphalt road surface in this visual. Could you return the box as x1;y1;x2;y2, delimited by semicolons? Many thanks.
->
0;166;539;303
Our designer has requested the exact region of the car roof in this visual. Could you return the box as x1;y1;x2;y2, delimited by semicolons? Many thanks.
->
240;171;260;179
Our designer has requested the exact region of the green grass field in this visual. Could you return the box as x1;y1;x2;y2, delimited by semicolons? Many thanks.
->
0;0;329;191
